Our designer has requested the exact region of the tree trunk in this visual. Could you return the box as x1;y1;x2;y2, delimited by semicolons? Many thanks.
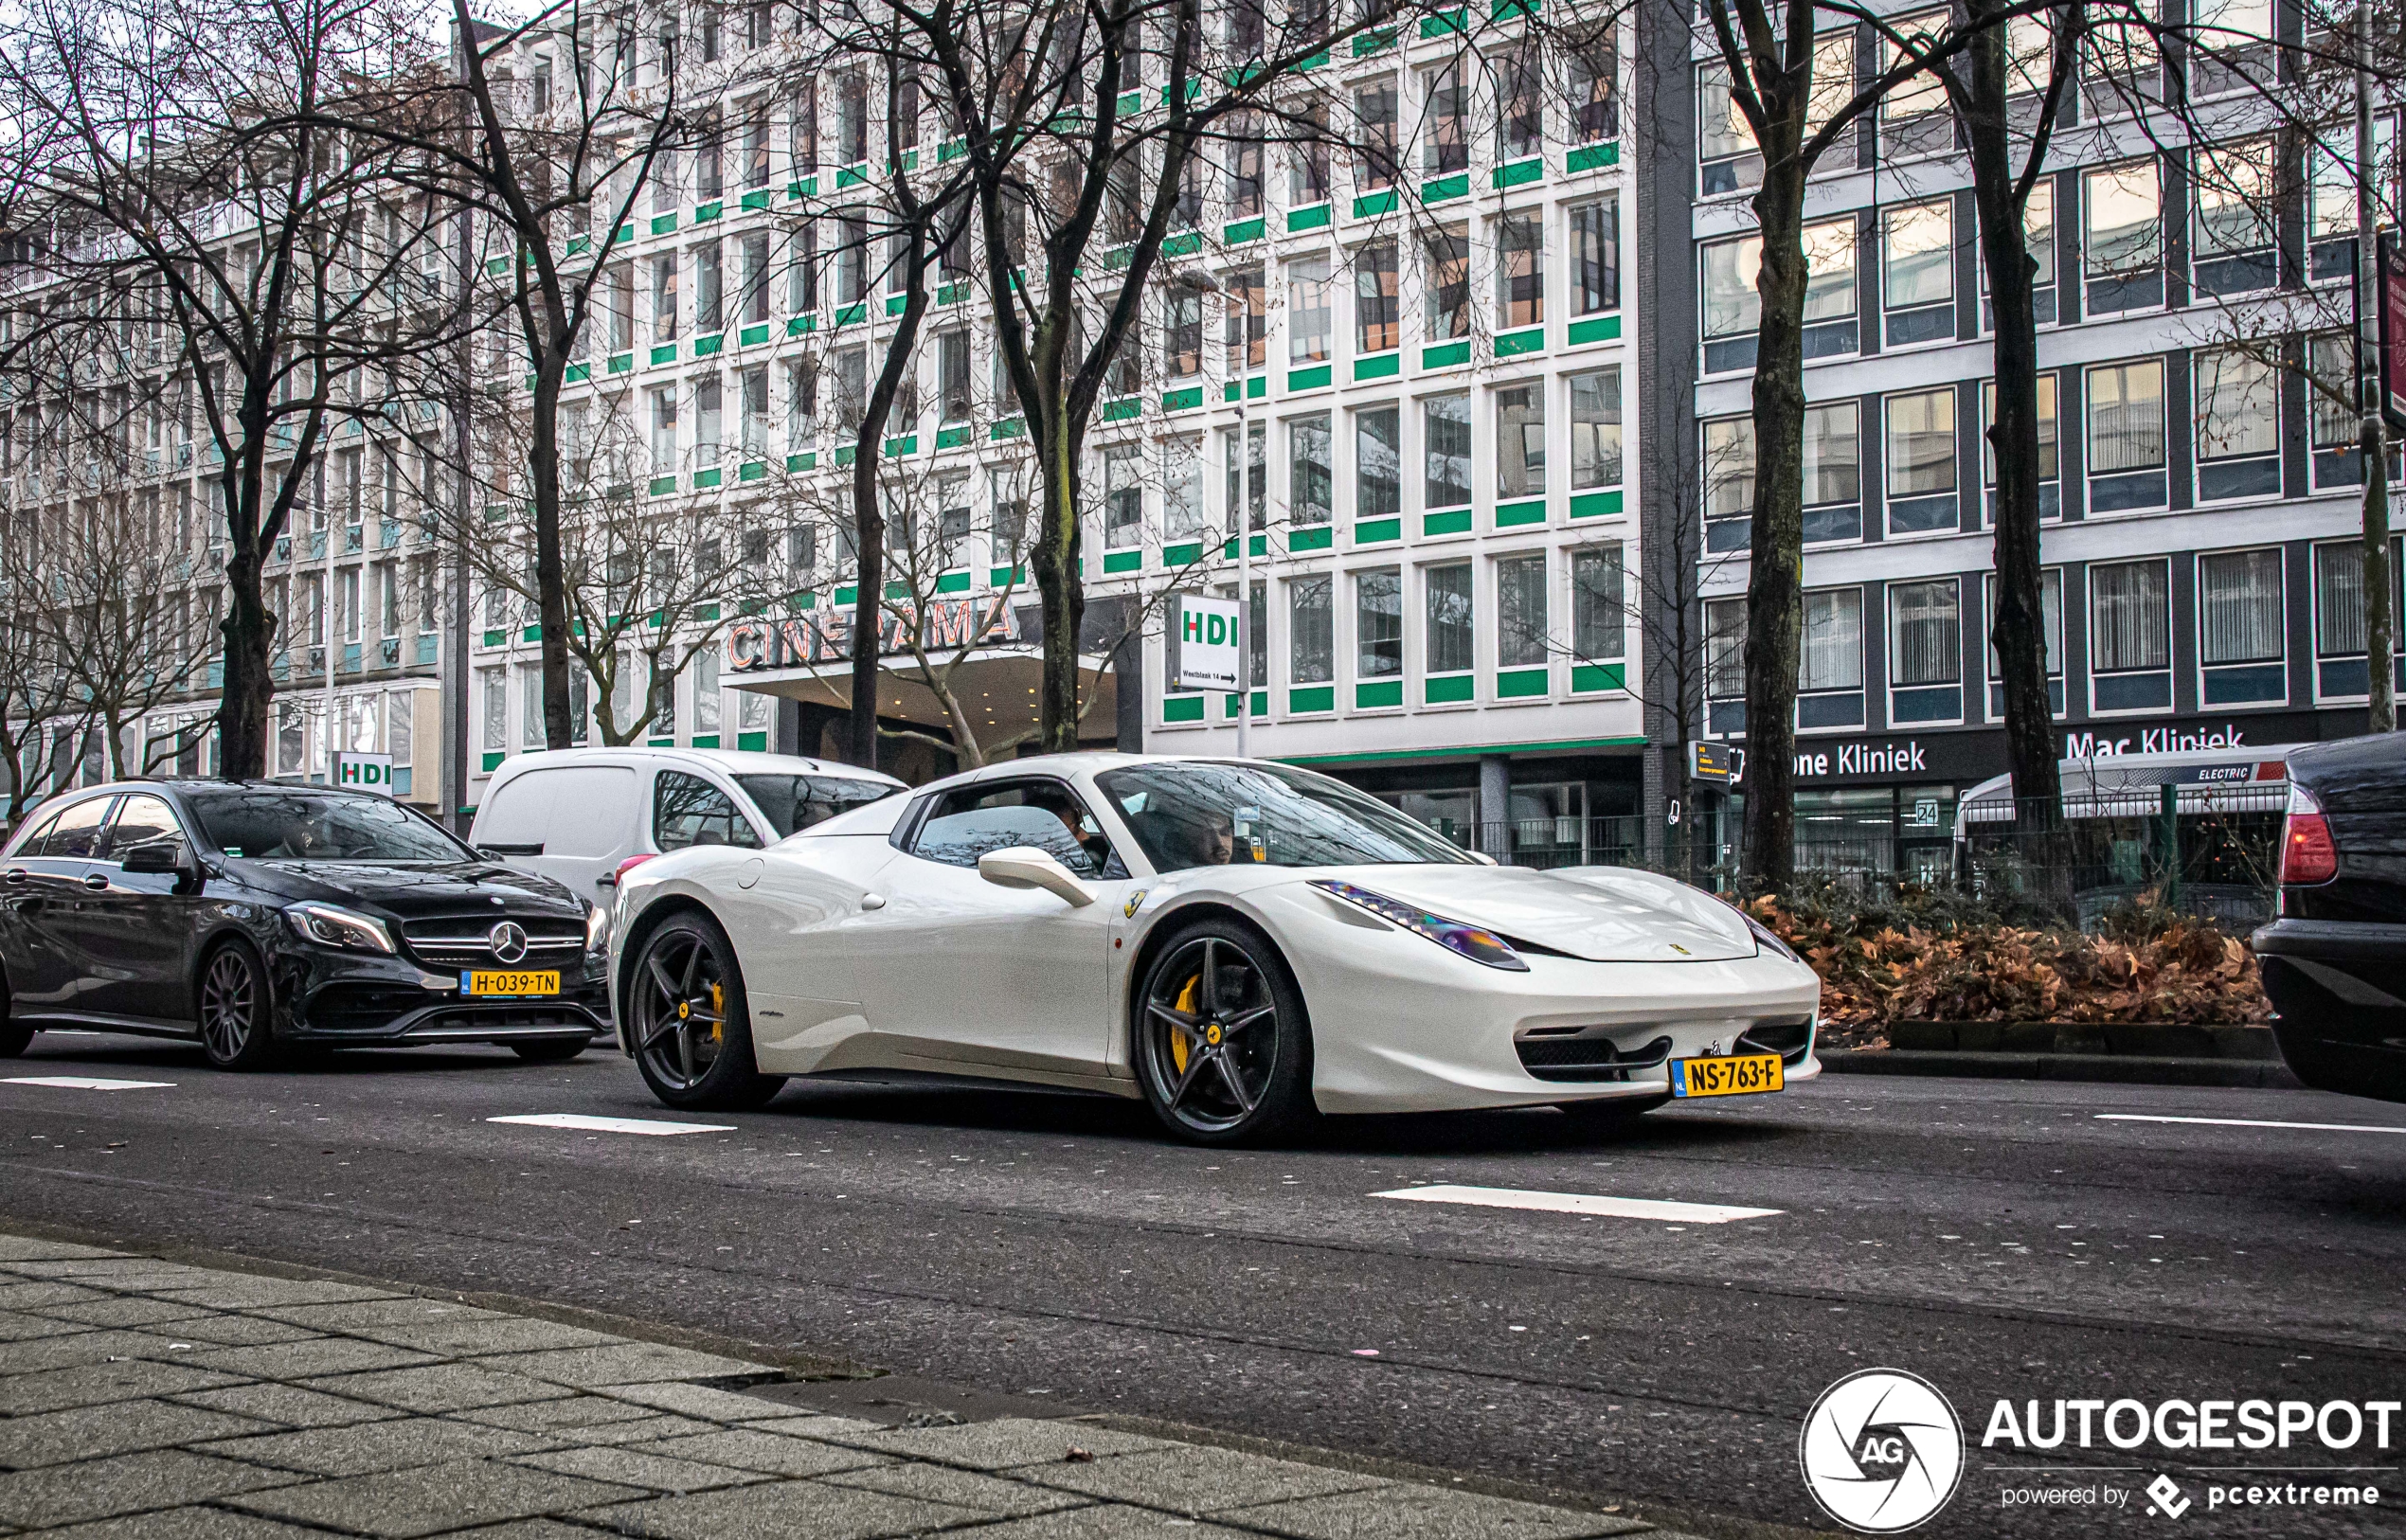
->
216;464;276;779
1963;8;2062;831
530;358;576;749
1739;148;1809;892
1032;406;1085;753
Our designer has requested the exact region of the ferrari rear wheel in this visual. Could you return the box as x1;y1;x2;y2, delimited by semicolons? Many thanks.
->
629;914;785;1110
1134;919;1314;1145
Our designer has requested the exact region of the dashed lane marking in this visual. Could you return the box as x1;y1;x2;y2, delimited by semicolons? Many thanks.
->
1373;1183;1782;1224
1;1076;176;1090
2095;1114;2406;1136
488;1113;737;1137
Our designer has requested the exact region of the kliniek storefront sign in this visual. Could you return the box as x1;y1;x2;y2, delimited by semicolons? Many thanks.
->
1772;707;2369;786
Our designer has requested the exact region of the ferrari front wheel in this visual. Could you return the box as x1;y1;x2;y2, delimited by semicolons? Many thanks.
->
1134;919;1314;1145
628;914;785;1111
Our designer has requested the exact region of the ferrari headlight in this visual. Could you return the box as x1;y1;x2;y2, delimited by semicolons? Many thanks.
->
1310;880;1529;971
1743;911;1798;962
283;902;396;954
584;901;611;953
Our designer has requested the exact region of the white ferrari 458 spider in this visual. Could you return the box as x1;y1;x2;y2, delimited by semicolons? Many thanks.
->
607;752;1822;1143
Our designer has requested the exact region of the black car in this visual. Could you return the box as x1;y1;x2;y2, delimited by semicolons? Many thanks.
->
0;779;609;1069
2253;733;2406;1102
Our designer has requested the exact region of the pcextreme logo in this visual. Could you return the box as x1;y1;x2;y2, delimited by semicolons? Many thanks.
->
1800;1369;1966;1533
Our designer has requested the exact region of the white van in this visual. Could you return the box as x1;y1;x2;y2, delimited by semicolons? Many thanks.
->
470;747;906;898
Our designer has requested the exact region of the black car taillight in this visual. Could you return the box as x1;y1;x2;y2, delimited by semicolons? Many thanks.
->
2281;784;2338;886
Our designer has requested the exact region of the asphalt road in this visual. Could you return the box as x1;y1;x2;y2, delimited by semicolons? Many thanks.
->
1;1032;2402;1539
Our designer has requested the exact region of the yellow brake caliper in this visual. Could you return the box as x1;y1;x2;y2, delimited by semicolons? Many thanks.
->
1171;975;1199;1073
710;982;725;1043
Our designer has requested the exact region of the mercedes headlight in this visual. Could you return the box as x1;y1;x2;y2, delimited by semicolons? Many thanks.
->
1311;880;1529;971
283;902;396;954
584;901;611;952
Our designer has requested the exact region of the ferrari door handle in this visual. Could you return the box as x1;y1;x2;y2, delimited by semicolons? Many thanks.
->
858;893;887;911
81;872;109;891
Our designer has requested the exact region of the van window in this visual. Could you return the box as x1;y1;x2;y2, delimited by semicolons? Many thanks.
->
478;765;637;856
735;774;899;836
475;775;552;849
655;770;763;851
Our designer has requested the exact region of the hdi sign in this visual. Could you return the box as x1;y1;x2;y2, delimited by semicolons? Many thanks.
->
1170;592;1242;692
332;752;395;794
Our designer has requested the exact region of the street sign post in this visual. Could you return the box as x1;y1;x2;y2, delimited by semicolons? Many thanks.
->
1170;592;1243;694
332;752;396;796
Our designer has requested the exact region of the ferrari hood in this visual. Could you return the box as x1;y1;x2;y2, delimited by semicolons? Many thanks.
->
1310;863;1759;963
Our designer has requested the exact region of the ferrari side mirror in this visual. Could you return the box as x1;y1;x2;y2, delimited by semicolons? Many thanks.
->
978;847;1097;908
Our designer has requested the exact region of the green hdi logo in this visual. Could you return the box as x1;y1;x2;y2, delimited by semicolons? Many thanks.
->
1183;612;1232;646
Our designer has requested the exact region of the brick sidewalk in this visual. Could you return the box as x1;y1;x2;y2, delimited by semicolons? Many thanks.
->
0;1232;1684;1540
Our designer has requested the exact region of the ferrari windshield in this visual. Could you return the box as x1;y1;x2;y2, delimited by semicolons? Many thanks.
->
181;787;475;864
1096;761;1473;872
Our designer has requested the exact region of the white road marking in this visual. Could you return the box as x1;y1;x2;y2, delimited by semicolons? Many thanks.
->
1374;1183;1782;1225
1;1076;176;1090
488;1113;736;1137
2096;1114;2406;1136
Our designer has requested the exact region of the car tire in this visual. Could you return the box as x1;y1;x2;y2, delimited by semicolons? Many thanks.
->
0;1017;31;1058
511;1039;588;1063
196;941;281;1071
626;912;784;1111
1556;1094;1670;1128
1133;917;1315;1146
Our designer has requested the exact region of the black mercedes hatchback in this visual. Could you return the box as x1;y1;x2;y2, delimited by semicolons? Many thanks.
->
0;779;608;1069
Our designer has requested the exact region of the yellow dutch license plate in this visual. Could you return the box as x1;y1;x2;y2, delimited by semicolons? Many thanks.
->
460;970;560;997
1669;1052;1785;1099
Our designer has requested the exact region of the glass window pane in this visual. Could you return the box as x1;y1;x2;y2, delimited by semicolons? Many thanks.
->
1571;546;1624;660
1804;403;1860;507
1496;212;1543;329
1569;367;1622;490
1496;384;1545;496
1425;562;1474;673
2091;560;2171;672
1356;569;1403;677
1800;588;1864;691
1883;201;1954;310
1706;598;1747;696
1424;393;1471;509
1887;389;1957;496
1701;236;1762;339
1498;554;1549;667
1356;406;1400;518
1290;575;1334;683
1288;414;1332;525
1804;219;1858;322
2317;541;2367;655
2195;348;2279;462
2199;548;2284;664
2087;359;2166;473
2084;161;2164;276
2195;139;2276;256
1890;579;1961;685
1571;197;1619;316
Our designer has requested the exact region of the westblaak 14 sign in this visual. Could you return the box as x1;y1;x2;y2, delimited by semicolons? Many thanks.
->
726;596;1024;674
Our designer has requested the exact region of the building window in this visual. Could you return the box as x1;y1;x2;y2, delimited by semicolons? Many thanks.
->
1425;561;1474;679
1564;24;1617;143
1355;81;1399;190
2307;124;2394;282
1985;567;2066;719
1289;413;1333;526
2312;537;2406;698
2307;332;2397;491
1981;374;2061;523
2086;358;2168;512
1166;288;1203;379
1569;196;1619;316
1290;575;1335;690
2084;158;2164;313
1889;578;1964;724
1225;421;1265;530
652;255;679;342
1495;384;1544;498
1497;552;1549;673
1799;587;1866;729
1569;367;1621;490
480;666;506;753
1881;10;1955;156
1571;546;1624;666
2089;558;2173;711
1699;233;1761;373
2193;138;2277;296
1425;393;1471;511
2194;347;2280;501
1426;225;1470;339
1356;240;1399;355
1804;402;1862;544
1421;62;1467;174
1496;211;1543;330
1104;443;1142;548
1803;218;1858;356
1288;257;1332;364
1696;63;1763;195
1164;436;1207;540
1356;405;1400;520
695;242;723;332
649;387;677;474
1702;414;1754;553
1499;45;1543;162
2198;547;2287;704
1885;388;1958;535
1705;596;1748;734
1883;200;1955;347
1356;568;1403;681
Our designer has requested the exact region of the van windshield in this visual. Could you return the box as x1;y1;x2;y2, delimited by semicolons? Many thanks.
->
735;775;900;837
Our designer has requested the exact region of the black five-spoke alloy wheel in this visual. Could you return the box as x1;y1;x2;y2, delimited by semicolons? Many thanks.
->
198;942;279;1070
1135;919;1313;1144
629;913;785;1110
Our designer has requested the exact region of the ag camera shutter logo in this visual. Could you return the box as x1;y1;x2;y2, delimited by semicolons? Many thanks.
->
1799;1368;1965;1532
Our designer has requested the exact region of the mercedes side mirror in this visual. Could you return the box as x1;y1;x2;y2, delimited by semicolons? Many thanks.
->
978;847;1097;908
121;842;189;876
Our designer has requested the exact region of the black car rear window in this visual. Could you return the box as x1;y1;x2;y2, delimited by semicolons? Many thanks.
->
182;787;473;863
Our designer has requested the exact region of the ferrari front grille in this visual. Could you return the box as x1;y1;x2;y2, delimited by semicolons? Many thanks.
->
1515;1032;1675;1083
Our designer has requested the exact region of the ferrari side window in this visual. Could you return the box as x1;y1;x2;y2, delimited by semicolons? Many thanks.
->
908;780;1122;879
654;770;763;851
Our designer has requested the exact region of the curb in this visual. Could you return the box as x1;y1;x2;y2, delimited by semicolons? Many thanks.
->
1819;1047;2303;1088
